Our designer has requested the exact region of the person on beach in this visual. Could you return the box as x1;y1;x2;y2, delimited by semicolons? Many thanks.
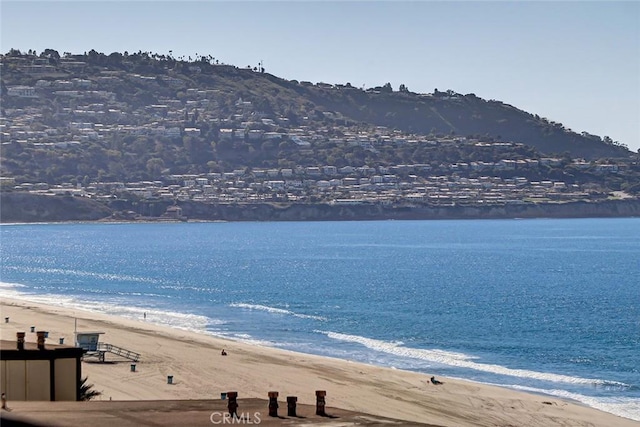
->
430;376;443;385
221;349;227;356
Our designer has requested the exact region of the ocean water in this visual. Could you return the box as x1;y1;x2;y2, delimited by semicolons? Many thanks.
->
1;218;639;421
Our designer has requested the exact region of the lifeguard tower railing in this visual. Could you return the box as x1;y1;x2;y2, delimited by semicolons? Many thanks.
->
97;342;140;362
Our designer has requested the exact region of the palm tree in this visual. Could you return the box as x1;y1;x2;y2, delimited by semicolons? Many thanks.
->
79;376;102;401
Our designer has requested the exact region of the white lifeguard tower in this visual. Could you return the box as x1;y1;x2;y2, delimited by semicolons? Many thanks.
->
74;331;104;352
75;331;140;363
75;331;105;361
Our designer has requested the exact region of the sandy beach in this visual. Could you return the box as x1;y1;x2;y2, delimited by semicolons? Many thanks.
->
1;297;638;427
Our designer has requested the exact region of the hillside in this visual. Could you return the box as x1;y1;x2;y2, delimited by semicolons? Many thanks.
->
1;49;638;223
306;88;625;159
2;50;631;165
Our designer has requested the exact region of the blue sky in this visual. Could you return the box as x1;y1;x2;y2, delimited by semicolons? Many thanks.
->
2;1;639;152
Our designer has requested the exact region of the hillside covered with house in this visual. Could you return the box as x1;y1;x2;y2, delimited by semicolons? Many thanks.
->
1;49;638;222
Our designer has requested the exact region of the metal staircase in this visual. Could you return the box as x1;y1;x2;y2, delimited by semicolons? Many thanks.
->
96;342;141;362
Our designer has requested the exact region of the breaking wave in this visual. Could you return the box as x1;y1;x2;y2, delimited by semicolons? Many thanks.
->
230;303;327;321
316;330;630;388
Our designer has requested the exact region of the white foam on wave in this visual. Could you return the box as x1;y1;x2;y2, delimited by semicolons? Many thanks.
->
230;303;327;321
317;330;630;388
0;281;27;290
212;331;282;348
507;384;640;422
0;282;31;301
82;301;220;332
5;266;160;284
0;282;222;334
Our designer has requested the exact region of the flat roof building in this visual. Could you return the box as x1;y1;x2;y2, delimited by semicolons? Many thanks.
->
1;332;83;401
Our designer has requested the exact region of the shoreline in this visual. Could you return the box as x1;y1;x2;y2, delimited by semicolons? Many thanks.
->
1;215;639;228
1;296;638;426
2;192;640;224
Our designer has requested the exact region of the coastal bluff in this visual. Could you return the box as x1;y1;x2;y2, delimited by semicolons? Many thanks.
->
1;192;639;223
